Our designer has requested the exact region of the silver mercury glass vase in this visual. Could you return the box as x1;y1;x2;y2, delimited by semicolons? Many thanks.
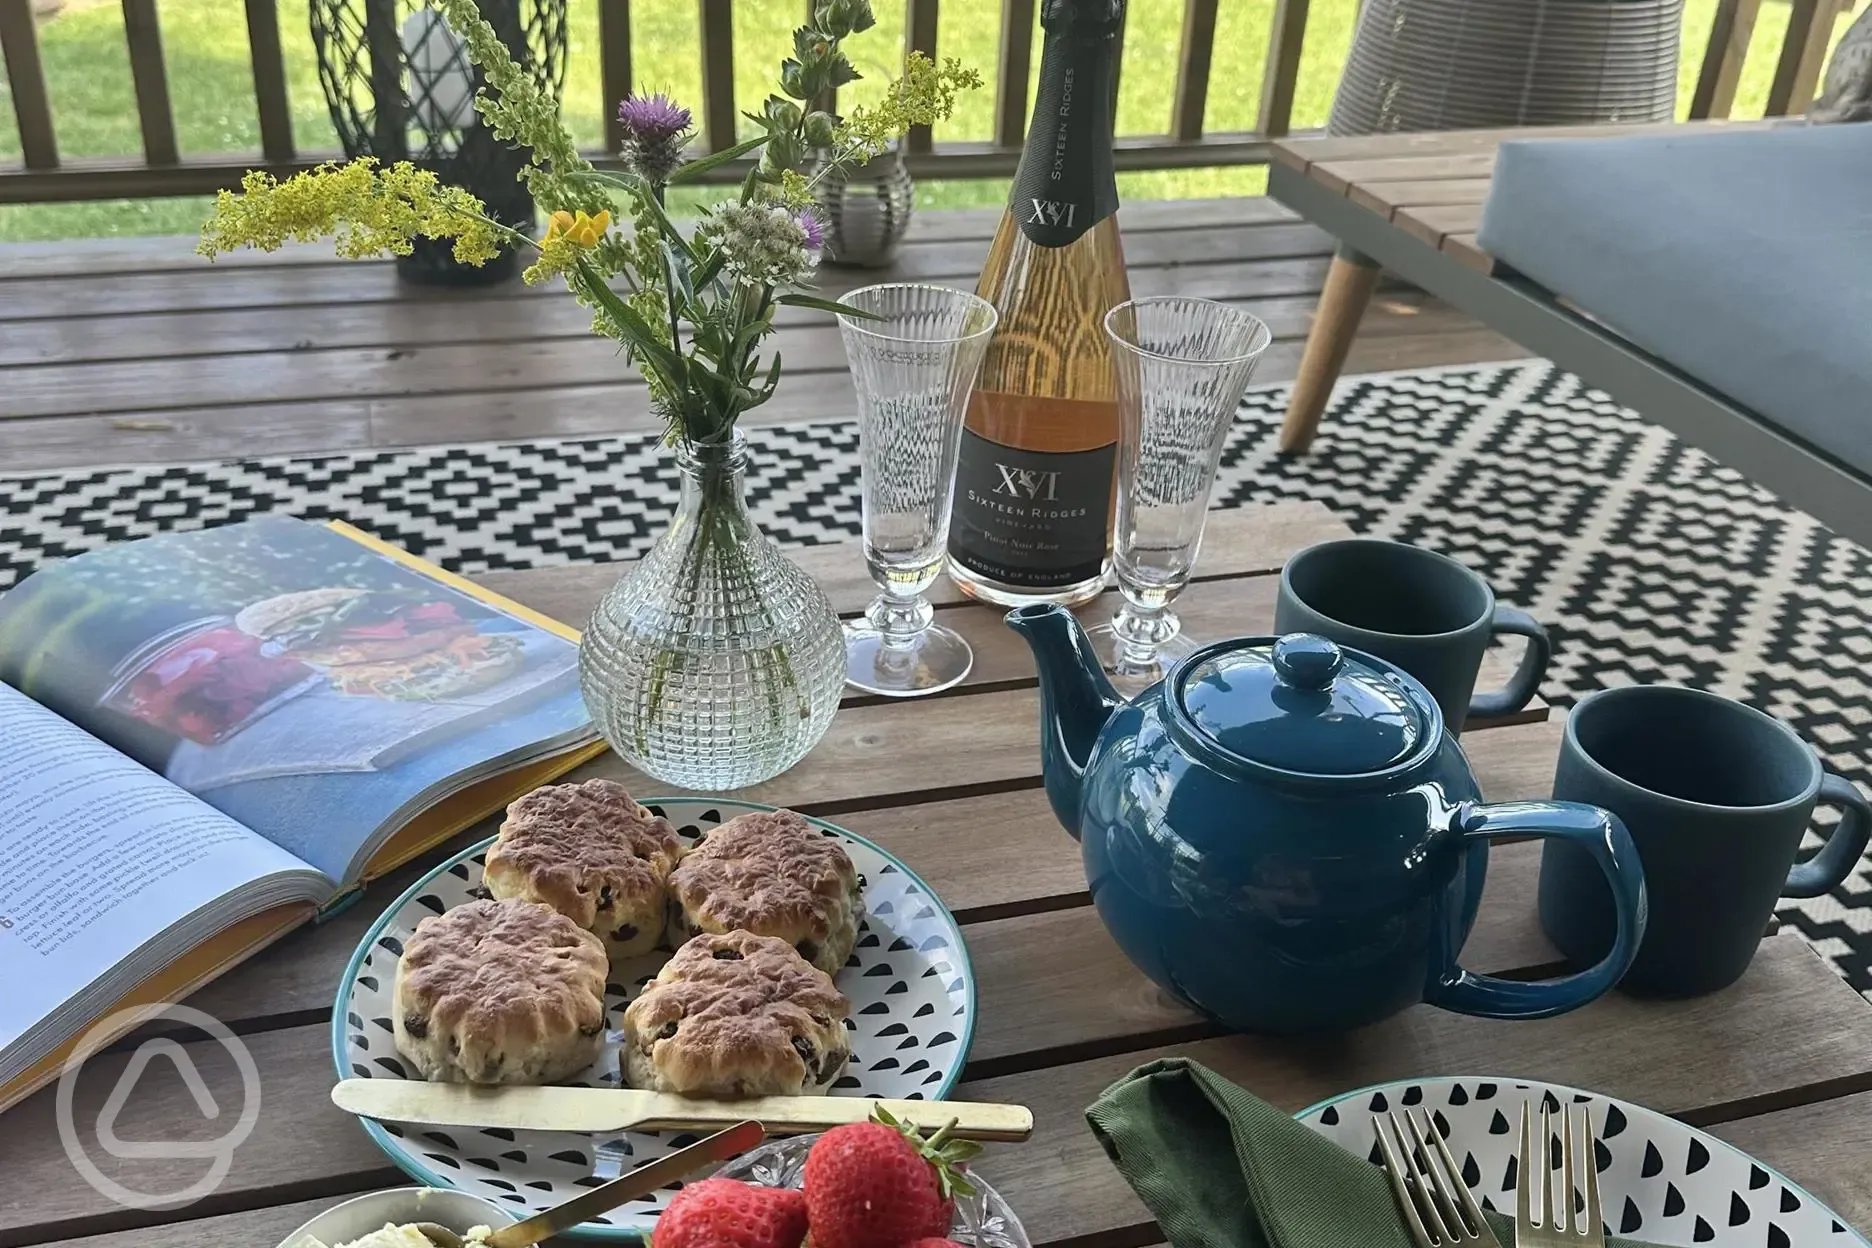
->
577;432;845;791
815;144;916;268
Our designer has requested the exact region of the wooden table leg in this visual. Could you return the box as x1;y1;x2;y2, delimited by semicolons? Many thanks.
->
1280;245;1380;453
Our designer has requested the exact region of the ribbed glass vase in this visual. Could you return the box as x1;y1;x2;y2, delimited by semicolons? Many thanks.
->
578;433;845;790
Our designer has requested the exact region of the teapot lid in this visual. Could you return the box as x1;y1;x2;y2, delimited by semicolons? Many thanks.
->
1173;633;1434;776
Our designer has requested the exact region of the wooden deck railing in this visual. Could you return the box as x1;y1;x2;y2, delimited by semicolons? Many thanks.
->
0;0;1853;205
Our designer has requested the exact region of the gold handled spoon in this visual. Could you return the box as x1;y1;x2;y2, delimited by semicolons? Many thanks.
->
412;1119;765;1248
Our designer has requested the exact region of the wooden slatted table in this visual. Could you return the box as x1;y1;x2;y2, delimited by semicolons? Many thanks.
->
5;500;1872;1248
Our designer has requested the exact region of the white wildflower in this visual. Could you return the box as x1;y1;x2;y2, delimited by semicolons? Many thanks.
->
696;202;819;289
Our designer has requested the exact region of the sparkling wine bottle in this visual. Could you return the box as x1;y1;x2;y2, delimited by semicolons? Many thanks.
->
945;0;1130;608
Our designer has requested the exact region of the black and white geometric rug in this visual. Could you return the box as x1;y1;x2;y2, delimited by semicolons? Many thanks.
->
5;358;1870;996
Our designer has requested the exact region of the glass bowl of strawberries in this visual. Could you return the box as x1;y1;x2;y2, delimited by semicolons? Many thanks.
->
664;1112;1030;1248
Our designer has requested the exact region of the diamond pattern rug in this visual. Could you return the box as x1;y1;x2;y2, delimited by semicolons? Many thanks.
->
4;359;1870;995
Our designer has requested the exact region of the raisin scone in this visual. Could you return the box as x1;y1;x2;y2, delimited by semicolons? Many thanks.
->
621;930;851;1097
484;779;684;960
393;897;609;1084
666;808;863;975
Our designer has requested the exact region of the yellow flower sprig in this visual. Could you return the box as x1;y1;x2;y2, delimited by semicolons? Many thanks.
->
197;159;502;265
834;56;983;157
523;209;612;284
195;0;981;452
547;209;612;247
430;0;609;218
769;169;816;211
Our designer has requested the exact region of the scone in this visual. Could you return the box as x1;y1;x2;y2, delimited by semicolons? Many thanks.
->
621;930;851;1097
484;779;684;960
666;808;863;975
393;897;609;1084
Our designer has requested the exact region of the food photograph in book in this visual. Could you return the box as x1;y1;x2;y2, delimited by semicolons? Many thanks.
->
0;516;588;879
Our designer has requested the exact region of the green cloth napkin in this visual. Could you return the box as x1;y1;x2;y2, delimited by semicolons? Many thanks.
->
1085;1058;1656;1248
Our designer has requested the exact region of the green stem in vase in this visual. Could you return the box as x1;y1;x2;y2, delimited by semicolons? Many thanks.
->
636;452;811;759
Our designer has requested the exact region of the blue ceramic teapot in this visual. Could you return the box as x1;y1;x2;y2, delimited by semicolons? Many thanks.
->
1007;605;1647;1034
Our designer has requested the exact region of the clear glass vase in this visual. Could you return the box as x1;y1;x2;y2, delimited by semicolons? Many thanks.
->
578;433;846;791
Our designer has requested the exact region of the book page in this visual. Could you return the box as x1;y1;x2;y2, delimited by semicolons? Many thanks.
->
0;516;591;885
0;684;317;1053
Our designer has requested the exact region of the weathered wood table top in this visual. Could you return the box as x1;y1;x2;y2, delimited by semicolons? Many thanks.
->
0;200;1520;476
6;500;1871;1248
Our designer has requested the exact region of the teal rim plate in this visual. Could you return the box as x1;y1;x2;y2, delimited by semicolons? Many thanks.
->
331;797;977;1241
1298;1076;1867;1248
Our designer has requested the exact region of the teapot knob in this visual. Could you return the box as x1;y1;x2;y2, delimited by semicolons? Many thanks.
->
1272;634;1344;691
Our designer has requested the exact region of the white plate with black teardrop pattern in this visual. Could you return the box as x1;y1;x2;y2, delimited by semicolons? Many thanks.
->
1298;1077;1868;1248
330;798;976;1241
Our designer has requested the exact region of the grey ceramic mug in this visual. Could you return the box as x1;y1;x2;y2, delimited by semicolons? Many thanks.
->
1539;685;1872;997
1274;539;1550;734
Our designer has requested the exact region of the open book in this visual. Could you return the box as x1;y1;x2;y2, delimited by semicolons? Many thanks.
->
0;517;605;1112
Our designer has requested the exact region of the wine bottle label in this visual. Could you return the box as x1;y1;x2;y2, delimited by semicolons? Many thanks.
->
1011;5;1121;249
948;427;1116;588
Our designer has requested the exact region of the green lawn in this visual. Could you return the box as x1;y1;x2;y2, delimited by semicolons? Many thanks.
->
0;0;1862;240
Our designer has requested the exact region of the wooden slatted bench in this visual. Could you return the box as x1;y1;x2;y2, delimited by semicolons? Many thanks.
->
1265;122;1872;551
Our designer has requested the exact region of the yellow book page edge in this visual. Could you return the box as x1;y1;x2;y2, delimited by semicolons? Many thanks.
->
0;904;312;1116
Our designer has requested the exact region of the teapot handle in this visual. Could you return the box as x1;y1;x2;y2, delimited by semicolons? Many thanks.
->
1423;801;1648;1020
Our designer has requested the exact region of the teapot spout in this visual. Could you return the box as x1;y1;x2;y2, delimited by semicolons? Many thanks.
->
1005;604;1123;842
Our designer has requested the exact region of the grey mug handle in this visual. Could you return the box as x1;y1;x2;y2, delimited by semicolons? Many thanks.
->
1783;773;1872;899
1468;605;1551;720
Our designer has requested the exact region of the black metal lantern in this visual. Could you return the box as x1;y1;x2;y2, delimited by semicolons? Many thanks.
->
310;0;568;285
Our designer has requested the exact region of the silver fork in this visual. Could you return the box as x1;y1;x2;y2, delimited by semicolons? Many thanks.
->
1376;1108;1502;1248
1516;1101;1605;1248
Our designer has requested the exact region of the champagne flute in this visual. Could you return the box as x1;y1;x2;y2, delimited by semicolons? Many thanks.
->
1087;296;1272;690
836;284;998;697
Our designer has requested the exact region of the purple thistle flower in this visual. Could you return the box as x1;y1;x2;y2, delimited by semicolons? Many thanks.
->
795;209;827;251
616;92;694;183
616;93;693;142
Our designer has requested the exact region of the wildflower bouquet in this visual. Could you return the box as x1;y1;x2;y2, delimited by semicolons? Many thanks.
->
199;0;978;450
195;0;981;789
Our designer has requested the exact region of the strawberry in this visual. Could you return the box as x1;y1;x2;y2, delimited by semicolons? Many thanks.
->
653;1177;808;1248
801;1109;980;1248
901;1240;969;1248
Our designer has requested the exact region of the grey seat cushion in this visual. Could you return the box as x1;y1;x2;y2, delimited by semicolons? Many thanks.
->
1476;123;1872;480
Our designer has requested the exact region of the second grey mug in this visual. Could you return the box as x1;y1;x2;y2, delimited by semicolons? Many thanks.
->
1274;538;1550;734
1539;685;1872;997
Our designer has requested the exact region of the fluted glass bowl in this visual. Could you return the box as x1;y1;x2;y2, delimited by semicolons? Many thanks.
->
717;1135;1031;1248
277;1188;514;1248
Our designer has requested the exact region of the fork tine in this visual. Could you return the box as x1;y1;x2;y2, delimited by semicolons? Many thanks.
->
1561;1106;1577;1234
1400;1110;1469;1243
1418;1108;1488;1237
1517;1102;1537;1231
1542;1099;1556;1231
1400;1115;1452;1242
1376;1115;1439;1248
1579;1109;1603;1242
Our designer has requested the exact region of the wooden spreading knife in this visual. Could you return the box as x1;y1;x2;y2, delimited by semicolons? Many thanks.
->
332;1078;1035;1141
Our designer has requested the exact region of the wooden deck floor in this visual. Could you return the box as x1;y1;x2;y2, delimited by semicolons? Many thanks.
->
0;198;1524;473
